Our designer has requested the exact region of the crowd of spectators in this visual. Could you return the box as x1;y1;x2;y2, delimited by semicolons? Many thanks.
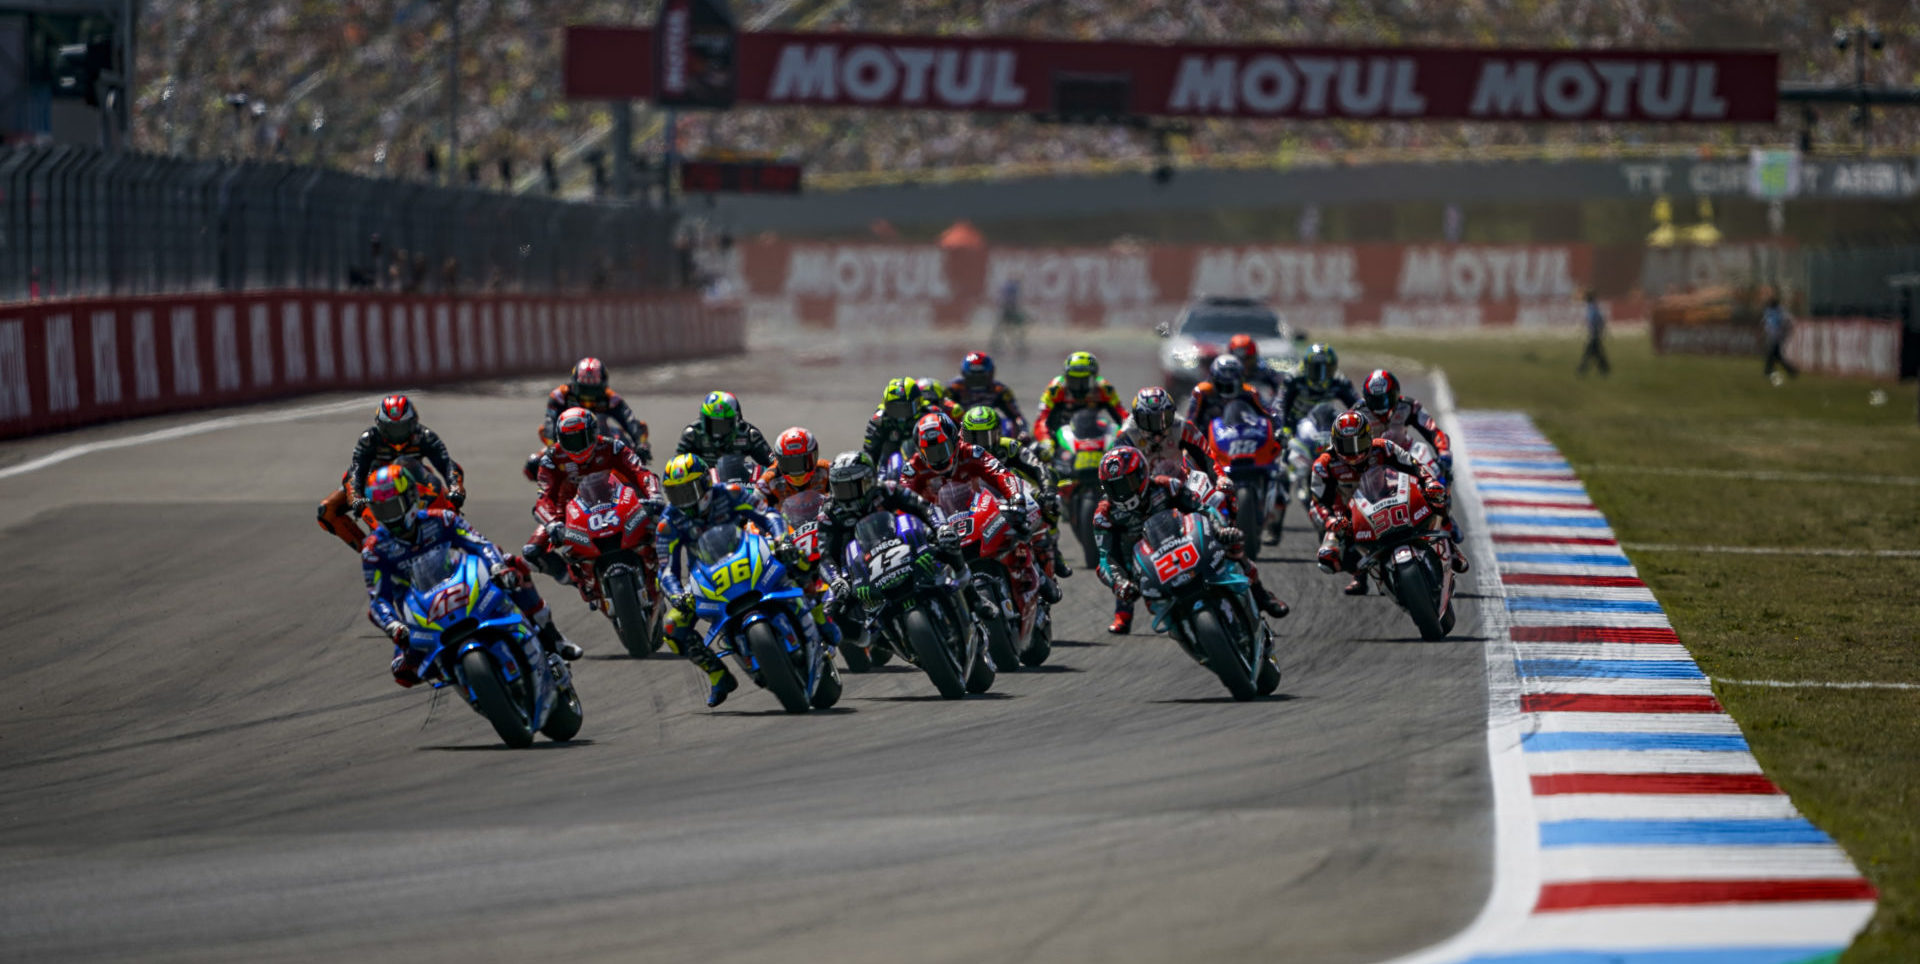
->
134;0;1920;188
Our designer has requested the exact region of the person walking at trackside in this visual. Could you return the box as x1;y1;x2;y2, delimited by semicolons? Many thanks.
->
1763;296;1798;380
989;277;1027;357
1577;291;1609;377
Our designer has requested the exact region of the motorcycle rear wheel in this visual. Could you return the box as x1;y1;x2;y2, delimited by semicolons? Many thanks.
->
840;643;873;673
541;684;585;741
809;659;843;709
606;569;662;658
1019;605;1052;667
905;607;967;699
1394;558;1448;641
1191;608;1258;702
462;649;535;747
747;621;813;713
1234;485;1266;560
1073;489;1100;570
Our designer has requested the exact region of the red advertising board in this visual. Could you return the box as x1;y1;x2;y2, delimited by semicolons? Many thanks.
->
567;26;1778;123
0;291;744;439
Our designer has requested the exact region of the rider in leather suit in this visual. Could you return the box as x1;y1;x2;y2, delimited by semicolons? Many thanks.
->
318;395;466;550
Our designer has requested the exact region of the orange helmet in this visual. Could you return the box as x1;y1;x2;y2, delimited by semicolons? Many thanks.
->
774;426;819;487
1227;333;1258;368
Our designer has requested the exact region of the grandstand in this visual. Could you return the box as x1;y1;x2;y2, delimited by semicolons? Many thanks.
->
133;0;1916;193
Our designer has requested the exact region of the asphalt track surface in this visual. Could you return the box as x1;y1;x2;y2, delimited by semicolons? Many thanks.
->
0;331;1492;964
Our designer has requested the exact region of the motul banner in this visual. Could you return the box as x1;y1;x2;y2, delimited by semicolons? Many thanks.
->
0;291;743;439
567;27;1777;123
732;240;1620;330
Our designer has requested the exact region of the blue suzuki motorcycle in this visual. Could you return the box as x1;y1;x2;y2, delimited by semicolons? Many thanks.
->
397;545;584;747
688;521;841;712
1131;508;1282;701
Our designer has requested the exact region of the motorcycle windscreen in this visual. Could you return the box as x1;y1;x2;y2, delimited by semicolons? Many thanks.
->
934;480;982;516
853;511;897;553
713;454;756;486
1142;510;1186;551
780;489;826;528
406;544;462;588
1355;466;1407;505
575;471;620;509
693;523;745;568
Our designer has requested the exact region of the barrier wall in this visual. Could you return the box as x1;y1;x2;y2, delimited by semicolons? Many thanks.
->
0;291;742;440
1651;316;1902;380
730;239;1645;331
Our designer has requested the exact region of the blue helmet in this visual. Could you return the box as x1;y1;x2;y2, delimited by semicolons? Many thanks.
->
961;350;995;388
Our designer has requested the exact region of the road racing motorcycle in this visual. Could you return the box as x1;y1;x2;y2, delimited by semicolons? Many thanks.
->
1048;408;1119;570
1345;465;1458;641
687;518;841;713
935;482;1052;671
1202;399;1286;556
555;471;663;658
1131;508;1282;701
394;543;584;747
842;508;994;699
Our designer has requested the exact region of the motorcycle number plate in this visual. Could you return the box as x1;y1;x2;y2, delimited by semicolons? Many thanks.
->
792;523;822;562
588;510;620;531
427;582;470;622
872;542;913;576
948;517;975;538
1368;503;1410;532
1150;541;1200;582
1074;450;1103;470
1228;439;1261;457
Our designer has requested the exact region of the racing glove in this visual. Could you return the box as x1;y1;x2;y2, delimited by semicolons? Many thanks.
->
350;497;370;512
1112;578;1140;604
668;593;695;621
1218;525;1246;560
1423;481;1449;509
1316;541;1343;574
383;621;410;646
489;559;526;591
447;485;467;509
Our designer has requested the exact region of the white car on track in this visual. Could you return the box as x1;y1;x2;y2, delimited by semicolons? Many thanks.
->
1155;296;1302;406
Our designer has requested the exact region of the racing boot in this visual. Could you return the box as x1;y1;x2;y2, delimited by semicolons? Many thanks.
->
536;620;585;662
1108;608;1134;635
1343;573;1370;596
523;451;544;483
684;640;739;707
1037;569;1064;605
1249;581;1290;619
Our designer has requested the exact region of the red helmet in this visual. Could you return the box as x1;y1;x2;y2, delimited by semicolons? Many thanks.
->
1227;333;1258;367
555;406;599;463
915;411;960;473
570;357;608;406
376;394;418;445
775;426;819;487
1098;445;1149;508
1361;369;1401;416
1331;410;1373;465
960;351;995;389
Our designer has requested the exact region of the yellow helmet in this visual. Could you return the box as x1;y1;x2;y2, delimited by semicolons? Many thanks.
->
880;376;919;420
662;453;711;510
1063;351;1099;394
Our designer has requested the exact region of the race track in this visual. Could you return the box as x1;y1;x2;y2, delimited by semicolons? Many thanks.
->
0;332;1494;964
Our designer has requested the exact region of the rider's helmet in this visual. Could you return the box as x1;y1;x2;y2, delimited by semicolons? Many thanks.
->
1098;445;1149;511
960;351;995;391
916;377;948;408
880;377;919;422
376;394;418;446
915;411;961;475
661;453;712;511
1132;387;1176;436
774;426;820;488
366;463;420;537
1227;333;1258;370
1301;344;1338;391
828;451;877;505
1209;355;1246;395
555;406;599;463
569;357;608;408
960;405;1002;451
1063;352;1100;396
701;391;742;440
1331;410;1374;466
1360;369;1401;416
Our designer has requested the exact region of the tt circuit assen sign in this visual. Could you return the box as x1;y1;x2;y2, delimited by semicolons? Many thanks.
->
566;27;1778;123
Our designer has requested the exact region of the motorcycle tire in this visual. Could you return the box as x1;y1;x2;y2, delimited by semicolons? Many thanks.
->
841;643;873;674
1394;558;1449;641
904;607;967;699
1191;608;1258;702
1255;653;1281;697
541;684;585;741
1019;604;1053;667
870;645;894;667
606;569;662;658
1074;490;1100;571
462;649;535;748
1234;485;1265;560
809;658;843;710
983;610;1020;672
747;621;813;713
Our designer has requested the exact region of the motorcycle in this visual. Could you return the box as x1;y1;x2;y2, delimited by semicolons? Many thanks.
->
394;543;584;747
936;483;1052;671
1131;508;1281;701
686;518;842;712
842;508;994;699
1346;464;1458;641
1284;402;1340;519
1048;408;1119;570
776;488;889;673
555;471;663;658
1202;399;1286;557
711;453;761;489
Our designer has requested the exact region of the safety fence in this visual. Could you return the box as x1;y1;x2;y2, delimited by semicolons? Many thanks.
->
0;290;743;439
0;145;680;304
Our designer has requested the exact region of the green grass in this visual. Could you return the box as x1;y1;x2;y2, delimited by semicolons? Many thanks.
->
1345;330;1920;963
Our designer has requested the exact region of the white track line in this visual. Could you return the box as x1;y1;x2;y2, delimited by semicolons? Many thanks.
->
1715;678;1920;691
1624;542;1920;559
1580;463;1920;487
0;397;375;481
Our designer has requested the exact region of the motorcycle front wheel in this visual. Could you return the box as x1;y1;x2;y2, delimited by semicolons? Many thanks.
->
541;683;585;741
462;649;535;747
1191;608;1258;702
747;621;813;713
605;568;661;658
1393;556;1448;641
905;607;967;699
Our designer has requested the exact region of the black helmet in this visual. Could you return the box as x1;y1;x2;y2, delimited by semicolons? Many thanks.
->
376;394;418;445
828;451;877;504
1302;344;1338;390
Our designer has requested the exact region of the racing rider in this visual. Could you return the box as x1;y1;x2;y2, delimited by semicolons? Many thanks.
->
317;394;466;550
759;426;831;511
675;391;774;469
1226;333;1286;397
1354;369;1453;475
362;464;580;687
524;407;661;584
948;352;1028;439
1092;446;1290;636
1276;343;1360;430
1034;351;1128;440
1180;355;1269;468
959;405;1070;578
1310;411;1466;597
899;413;1061;604
917;377;960;419
522;357;653;481
815;451;973;622
654;454;831;708
861;377;941;464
